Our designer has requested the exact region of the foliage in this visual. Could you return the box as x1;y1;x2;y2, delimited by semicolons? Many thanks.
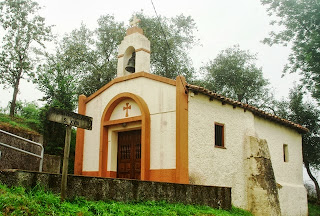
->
137;12;199;81
309;202;320;216
35;32;83;158
200;45;270;106
0;0;52;117
261;0;320;102
0;183;253;216
36;52;79;111
49;12;199;98
60;18;125;96
0;101;41;133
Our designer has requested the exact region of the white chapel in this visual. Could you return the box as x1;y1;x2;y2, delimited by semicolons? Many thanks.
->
74;16;308;215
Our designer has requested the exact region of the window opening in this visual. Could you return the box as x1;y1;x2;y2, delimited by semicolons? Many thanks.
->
283;144;289;162
215;123;224;147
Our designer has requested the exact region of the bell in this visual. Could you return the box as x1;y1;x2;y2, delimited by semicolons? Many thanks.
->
125;52;136;73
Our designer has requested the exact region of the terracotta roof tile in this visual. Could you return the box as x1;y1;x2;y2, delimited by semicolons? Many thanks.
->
186;84;308;134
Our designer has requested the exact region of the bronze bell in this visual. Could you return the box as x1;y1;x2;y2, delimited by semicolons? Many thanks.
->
125;52;136;73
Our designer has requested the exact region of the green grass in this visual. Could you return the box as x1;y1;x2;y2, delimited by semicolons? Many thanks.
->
0;183;252;216
0;113;40;135
309;202;320;216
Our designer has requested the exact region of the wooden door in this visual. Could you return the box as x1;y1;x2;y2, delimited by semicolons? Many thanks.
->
117;130;141;179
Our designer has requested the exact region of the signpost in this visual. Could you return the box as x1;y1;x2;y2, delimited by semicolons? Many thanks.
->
47;108;92;201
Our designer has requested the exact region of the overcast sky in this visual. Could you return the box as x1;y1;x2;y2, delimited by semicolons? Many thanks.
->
0;0;300;108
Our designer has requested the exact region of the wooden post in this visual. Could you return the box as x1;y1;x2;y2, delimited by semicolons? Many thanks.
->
61;125;72;201
47;108;92;202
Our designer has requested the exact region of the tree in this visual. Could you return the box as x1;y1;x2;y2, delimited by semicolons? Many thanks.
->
52;13;198;97
0;0;52;117
200;45;270;106
288;89;320;203
35;47;79;158
274;88;320;203
136;12;199;81
261;0;320;102
59;17;125;96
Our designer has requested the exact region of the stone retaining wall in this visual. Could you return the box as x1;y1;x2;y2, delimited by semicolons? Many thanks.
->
0;169;231;210
0;129;61;173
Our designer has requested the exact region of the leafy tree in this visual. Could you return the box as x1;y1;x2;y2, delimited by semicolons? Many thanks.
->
136;12;199;81
35;47;79;157
0;0;52;117
261;0;320;102
200;45;270;106
53;13;198;97
274;88;320;203
60;18;125;96
36;53;78;111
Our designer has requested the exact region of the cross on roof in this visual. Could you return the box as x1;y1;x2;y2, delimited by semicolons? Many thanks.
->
130;15;141;27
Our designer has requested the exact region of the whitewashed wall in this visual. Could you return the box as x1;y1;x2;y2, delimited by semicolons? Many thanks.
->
254;117;308;216
188;93;255;208
83;76;176;171
188;92;307;215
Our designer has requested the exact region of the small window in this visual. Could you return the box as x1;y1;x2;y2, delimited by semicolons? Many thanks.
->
215;123;224;147
283;144;289;162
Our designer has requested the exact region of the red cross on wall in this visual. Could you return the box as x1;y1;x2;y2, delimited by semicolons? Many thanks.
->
123;103;131;117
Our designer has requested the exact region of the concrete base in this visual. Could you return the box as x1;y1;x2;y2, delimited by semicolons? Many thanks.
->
0;169;232;210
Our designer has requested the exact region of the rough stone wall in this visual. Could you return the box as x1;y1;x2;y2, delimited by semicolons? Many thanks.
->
246;136;281;216
0;129;61;174
0;169;232;210
42;154;61;174
0;129;42;171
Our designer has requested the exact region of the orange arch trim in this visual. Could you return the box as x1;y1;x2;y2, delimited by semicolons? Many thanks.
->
99;92;151;180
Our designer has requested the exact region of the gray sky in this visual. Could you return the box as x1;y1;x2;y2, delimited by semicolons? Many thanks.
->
0;0;299;107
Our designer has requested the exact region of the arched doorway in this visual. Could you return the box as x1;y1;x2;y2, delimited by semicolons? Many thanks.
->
99;92;150;180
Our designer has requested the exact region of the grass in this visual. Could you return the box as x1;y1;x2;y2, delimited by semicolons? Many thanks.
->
0;113;40;135
309;202;320;216
0;183;253;216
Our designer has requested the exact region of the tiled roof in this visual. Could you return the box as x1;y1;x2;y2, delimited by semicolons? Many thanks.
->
186;84;308;134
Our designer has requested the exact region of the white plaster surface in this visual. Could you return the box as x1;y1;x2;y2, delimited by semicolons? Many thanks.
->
254;117;308;215
188;92;307;215
150;111;176;169
82;75;176;172
117;32;150;77
110;99;141;120
188;93;255;209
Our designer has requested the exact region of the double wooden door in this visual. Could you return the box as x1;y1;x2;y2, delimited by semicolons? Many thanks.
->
117;130;141;180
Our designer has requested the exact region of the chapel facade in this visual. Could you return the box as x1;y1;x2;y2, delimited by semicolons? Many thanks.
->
74;17;308;216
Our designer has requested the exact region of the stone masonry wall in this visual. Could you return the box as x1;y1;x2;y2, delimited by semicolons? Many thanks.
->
0;169;231;210
0;129;42;171
0;128;60;173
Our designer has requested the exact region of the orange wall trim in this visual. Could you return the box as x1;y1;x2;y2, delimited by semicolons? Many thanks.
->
149;169;177;183
74;95;87;175
82;171;99;177
86;72;176;103
176;76;189;184
99;92;151;180
103;116;142;126
106;171;117;178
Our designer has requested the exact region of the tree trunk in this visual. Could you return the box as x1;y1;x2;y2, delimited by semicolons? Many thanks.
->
9;76;21;117
305;162;320;203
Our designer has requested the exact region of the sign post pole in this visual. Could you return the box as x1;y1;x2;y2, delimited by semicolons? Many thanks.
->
47;107;92;202
60;125;72;201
